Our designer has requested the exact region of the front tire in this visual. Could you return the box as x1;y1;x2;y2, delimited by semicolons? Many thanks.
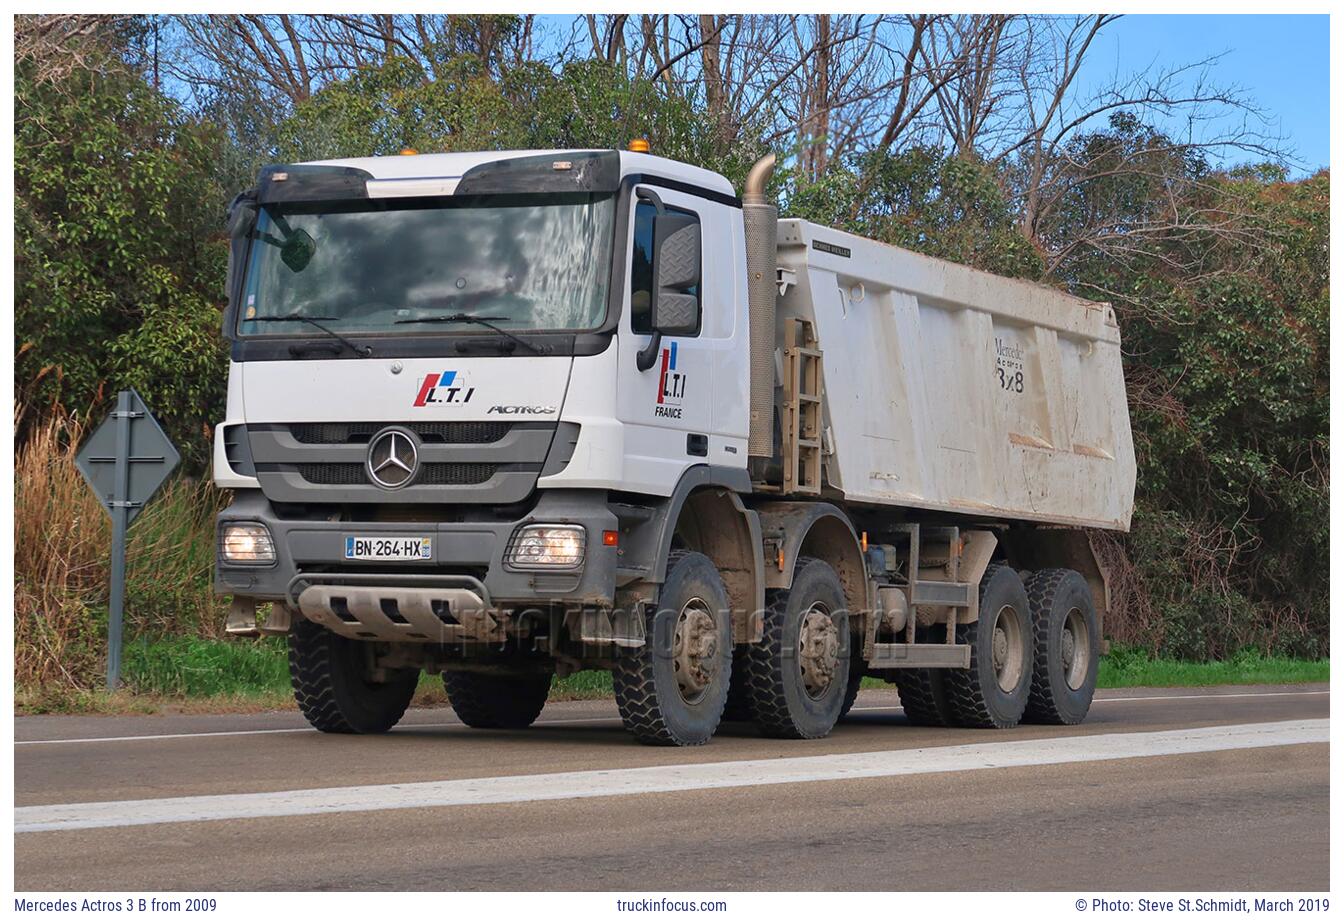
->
442;671;552;729
944;563;1034;728
613;551;732;746
745;557;851;739
1023;568;1099;724
288;617;418;734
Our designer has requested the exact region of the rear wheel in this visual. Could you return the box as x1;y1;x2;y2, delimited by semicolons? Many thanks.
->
1023;568;1099;724
442;671;552;729
288;617;418;734
892;668;953;726
613;551;732;746
745;557;851;739
944;563;1034;728
722;649;754;721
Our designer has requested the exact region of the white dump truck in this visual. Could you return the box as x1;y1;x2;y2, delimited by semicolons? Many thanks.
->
215;145;1135;745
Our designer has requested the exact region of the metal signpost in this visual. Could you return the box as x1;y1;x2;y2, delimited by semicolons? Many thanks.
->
75;389;181;689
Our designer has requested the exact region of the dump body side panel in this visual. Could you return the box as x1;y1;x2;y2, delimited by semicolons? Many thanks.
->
776;219;1136;531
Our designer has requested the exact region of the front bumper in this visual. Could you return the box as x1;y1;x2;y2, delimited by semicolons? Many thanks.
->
215;488;619;612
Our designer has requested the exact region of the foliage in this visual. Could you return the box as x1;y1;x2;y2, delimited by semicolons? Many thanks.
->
1053;124;1329;658
276;55;764;182
15;39;230;468
785;147;1045;280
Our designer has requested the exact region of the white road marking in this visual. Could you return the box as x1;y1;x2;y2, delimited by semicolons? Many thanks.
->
1094;690;1329;704
13;688;1327;746
15;719;1327;833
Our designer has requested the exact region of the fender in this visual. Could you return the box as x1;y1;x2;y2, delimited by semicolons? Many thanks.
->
753;500;870;615
616;465;764;637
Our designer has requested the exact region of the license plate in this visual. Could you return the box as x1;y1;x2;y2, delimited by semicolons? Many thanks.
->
343;535;433;561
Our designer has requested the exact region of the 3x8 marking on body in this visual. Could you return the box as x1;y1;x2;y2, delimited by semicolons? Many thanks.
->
13;689;1327;747
14;719;1327;833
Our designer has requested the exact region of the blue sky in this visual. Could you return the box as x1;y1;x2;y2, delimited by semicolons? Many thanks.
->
1074;15;1329;175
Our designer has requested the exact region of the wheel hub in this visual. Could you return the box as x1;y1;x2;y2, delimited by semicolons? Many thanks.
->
1061;627;1076;670
799;607;840;698
1062;607;1090;691
673;600;719;702
990;604;1025;693
992;627;1009;671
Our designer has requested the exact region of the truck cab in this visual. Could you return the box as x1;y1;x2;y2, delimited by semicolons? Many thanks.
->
216;146;1132;746
217;148;748;594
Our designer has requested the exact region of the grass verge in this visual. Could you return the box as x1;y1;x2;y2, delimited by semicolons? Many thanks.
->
13;638;1327;716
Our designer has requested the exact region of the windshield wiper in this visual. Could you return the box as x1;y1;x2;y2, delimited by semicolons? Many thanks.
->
395;312;550;355
250;313;372;357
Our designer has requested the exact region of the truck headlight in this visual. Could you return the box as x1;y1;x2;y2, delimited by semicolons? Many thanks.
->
219;523;276;565
505;524;586;570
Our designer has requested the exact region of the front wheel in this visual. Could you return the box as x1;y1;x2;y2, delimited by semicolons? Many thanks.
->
443;671;552;729
288;617;418;734
613;551;733;746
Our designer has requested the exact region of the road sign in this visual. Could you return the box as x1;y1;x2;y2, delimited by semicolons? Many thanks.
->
75;390;181;689
76;389;181;525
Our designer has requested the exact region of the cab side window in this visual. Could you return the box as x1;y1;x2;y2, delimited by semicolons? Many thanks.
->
630;199;701;335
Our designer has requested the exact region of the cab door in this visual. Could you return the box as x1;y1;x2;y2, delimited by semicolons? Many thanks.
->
615;185;739;495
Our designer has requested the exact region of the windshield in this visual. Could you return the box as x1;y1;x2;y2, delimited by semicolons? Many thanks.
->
237;194;615;337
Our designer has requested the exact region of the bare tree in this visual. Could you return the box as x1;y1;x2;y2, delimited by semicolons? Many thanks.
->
977;15;1288;290
920;15;1017;158
15;14;130;86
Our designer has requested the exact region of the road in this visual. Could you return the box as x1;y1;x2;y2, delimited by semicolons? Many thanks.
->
14;684;1328;891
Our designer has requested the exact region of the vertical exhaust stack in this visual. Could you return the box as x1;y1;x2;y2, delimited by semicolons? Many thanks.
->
743;153;778;459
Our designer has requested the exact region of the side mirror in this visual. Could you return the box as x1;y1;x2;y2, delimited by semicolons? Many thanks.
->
650;218;701;336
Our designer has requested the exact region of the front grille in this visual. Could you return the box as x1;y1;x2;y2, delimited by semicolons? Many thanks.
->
295;463;500;487
296;463;366;485
289;422;511;445
418;463;501;485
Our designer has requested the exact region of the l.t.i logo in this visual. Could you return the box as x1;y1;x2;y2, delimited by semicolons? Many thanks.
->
413;370;475;406
658;342;686;405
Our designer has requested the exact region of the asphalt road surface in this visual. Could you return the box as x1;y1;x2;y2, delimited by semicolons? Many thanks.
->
14;684;1328;892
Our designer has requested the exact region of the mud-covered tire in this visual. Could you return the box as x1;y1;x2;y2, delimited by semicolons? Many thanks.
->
892;668;954;726
745;557;851;739
287;617;418;734
838;667;865;720
944;563;1034;728
442;671;552;729
1024;568;1099;725
613;551;732;746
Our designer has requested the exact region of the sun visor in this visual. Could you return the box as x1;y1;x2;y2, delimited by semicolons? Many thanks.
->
256;164;374;204
454;151;620;196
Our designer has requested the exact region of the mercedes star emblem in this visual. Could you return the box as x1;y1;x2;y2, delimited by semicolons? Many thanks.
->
366;427;419;489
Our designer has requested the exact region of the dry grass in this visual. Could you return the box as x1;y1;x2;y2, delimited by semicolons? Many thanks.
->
15;409;228;692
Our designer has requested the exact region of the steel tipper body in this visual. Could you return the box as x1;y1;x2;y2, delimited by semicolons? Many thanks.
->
773;218;1135;530
214;145;1135;746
